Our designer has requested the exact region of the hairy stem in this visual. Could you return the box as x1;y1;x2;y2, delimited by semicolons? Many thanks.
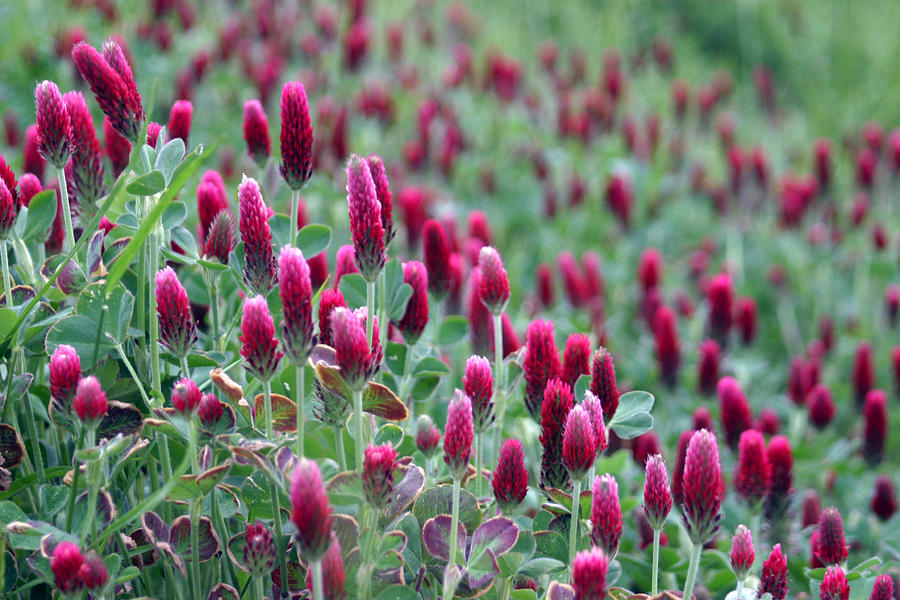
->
295;365;305;457
190;497;202;600
148;224;162;395
0;239;12;307
651;528;661;595
311;559;324;600
334;427;347;471
353;389;364;472
491;312;504;456
21;382;45;482
568;478;582;573
290;188;300;247
268;479;289;600
55;167;76;251
263;380;274;441
444;477;462;599
683;542;703;600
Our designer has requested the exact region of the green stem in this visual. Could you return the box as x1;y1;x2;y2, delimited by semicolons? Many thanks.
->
682;542;703;600
353;389;364;472
268;479;289;600
498;576;512;600
444;477;462;599
156;432;173;522
207;272;220;352
568;478;582;573
311;559;324;600
189;417;199;475
295;365;305;457
377;270;387;354
55;166;76;251
189;498;202;600
136;228;147;366
115;342;151;410
290;188;300;247
0;239;12;307
80;428;98;543
263;380;274;441
211;487;238;588
365;279;375;350
491;312;504;455
334;427;347;471
475;433;483;498
21;381;45;482
736;579;744;600
254;576;265;600
651;529;661;595
180;356;191;381
64;428;86;531
148;225;162;395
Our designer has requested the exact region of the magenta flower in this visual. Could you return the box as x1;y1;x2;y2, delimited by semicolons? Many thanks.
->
572;547;608;600
63;91;105;205
346;154;385;282
278;246;316;365
198;393;224;428
869;575;894;600
103;117;130;176
279;81;314;190
243;99;271;167
243;520;276;578
73;376;108;426
581;391;608;457
562;405;595;480
155;266;197;358
862;389;887;465
196;170;230;242
317;289;348;348
171;377;202;416
871;475;897;521
820;566;849;600
816;506;848;565
167;99;192;144
477;246;510;314
729;525;754;581
681;429;724;544
330;307;375;391
0;180;14;239
423;219;452;300
734;429;771;505
362;442;397;508
590;347;619;422
643;454;672;530
290;458;333;561
463;355;493;433
203;210;237;263
305;533;345;599
415;415;441;459
525;319;562;419
35;80;73;168
50;344;82;406
240;295;283;382
51;541;84;594
366;154;394;245
540;378;573;490
758;544;788;600
590;473;623;556
562;333;591;389
493;438;527;514
443;390;473;480
717;376;751;449
653;304;681;387
238;176;277;295
394;260;428;344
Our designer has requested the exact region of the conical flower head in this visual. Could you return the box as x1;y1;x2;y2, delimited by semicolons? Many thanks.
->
735;429;771;505
572;548;608;600
492;438;527;514
671;430;693;506
590;347;619;421
197;393;224;428
279;246;316;365
279;81;314;190
869;575;894;600
871;475;897;521
146;121;162;148
816;506;848;565
290;458;333;562
203;209;237;263
524;319;562;419
758;544;788;600
765;435;793;515
238;176;277;295
346;154;385;282
366;154;394;245
477;246;510;314
643;453;672;529
103;116;130;176
244;520;276;578
305;533;346;600
698;339;721;395
167;99;192;144
318;289;347;348
73;376;108;426
363;442;397;508
590;473;623;557
563;405;595;480
820;566;849;600
240;295;283;382
463;355;493;433
63;91;105;206
443;389;473;480
0;155;18;208
50;344;82;407
718;376;751;449
35;81;73;168
808;384;835;429
581;391;608;457
653;304;681;387
331;306;373;391
196;170;230;243
51;541;84;594
72;40;143;144
707;272;734;345
394;260;428;344
171;377;201;415
415;415;441;459
423;219;451;300
540;377;573;490
562;333;591;388
78;552;108;590
243;99;271;167
730;524;755;581
572;547;609;600
862;389;887;465
0;180;14;239
155;266;197;358
681;428;724;544
852;342;874;406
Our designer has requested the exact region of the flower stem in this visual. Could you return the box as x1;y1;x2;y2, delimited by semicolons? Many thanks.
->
64;428;85;531
115;342;151;411
475;433;483;498
21;381;45;482
491;312;504;456
683;542;703;600
148;225;162;395
568;477;582;573
254;576;265;600
211;485;238;588
334;427;347;470
353;389;364;472
651;528;661;595
736;579;744;600
189;497;202;600
80;428;98;543
295;365;305;457
365;279;375;350
444;477;462;599
268;479;289;600
290;189;300;247
263;380;274;441
0;239;12;307
55;166;76;251
311;559;324;600
377;269;387;353
180;356;191;381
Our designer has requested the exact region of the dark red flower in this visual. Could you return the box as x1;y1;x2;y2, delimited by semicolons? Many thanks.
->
730;524;755;580
814;139;832;191
862;389;887;465
279;246;315;365
591;474;623;556
572;547;608;600
539;377;573;490
807;384;835;429
63;91;105;206
171;377;201;416
605;172;632;228
50;344;82;406
758;544;788;600
869;575;894;600
72;40;144;144
394;260;428;344
290;458;333;562
853;342;874;405
562;405;595;480
871;475;897;521
423;219;452;300
166;99;192;144
693;406;714;432
816;506;848;565
697;339;721;395
443;389;473;480
244;520;276;578
73;375;108;425
103;116;130;176
196;170;229;242
366;154;394;245
346;154;385;282
240;295;282;383
643;453;672;530
242;99;270;167
734;429;771;505
198;393;224;427
787;355;812;406
463;355;493;433
681;429;724;544
707;273;734;345
24;124;46;180
415;415;441;459
493;438;527;514
734;296;757;345
203;210;237;264
306;533;345;599
820;566;849;600
477;246;510;314
755;407;780;434
562;333;591;389
51;541;84;594
77;552;108;590
0;180;14;239
803;490;822;528
0;155;18;207
637;247;662;291
238;176;277;295
765;435;793;516
331;307;377;391
317;289;347;348
582;391;608;457
155;266;197;358
717;376;751;449
35;80;73;168
334;245;358;288
280;81;314;190
363;442;396;507
631;432;661;467
146;121;162;147
525;319;562;420
653;305;680;387
590;347;619;421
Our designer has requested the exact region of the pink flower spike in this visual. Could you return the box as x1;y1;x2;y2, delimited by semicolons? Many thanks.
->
35;80;73;168
290;458;333;562
279;81;314;190
590;473;623;557
562;405;595;480
243;99;271;167
50;344;82;407
171;377;201;416
463;355;493;433
643;453;672;529
238;175;277;295
493;438;527;514
240;295;283;383
443;389;473;480
345;154;385;282
477;246;510;314
278;246;315;365
572;547;608;600
73;375;108;426
729;524;755;581
155;266;197;358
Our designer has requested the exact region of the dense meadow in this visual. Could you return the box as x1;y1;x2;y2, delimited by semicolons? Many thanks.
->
0;0;898;599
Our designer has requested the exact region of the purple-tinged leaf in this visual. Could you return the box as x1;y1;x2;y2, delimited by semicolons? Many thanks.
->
469;517;518;561
309;344;337;366
548;581;576;600
422;515;466;562
170;516;221;562
252;393;297;432
381;464;425;527
363;381;408;421
465;547;500;590
207;583;241;600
